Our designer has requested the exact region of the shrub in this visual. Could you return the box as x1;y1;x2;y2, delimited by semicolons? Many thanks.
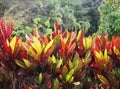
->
0;19;120;89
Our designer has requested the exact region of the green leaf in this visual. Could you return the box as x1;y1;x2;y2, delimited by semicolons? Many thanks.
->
33;18;41;25
66;69;75;82
69;76;74;83
73;53;80;70
39;73;42;84
25;26;32;33
84;51;90;62
56;58;63;68
49;55;56;64
15;60;26;69
69;60;73;69
53;78;59;89
45;19;50;28
45;29;53;35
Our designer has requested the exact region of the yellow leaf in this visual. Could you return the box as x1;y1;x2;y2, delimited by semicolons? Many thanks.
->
104;49;107;58
15;60;26;69
87;36;92;49
23;58;31;68
10;36;17;53
77;30;82;42
27;47;36;57
52;55;56;63
113;46;119;55
83;38;86;49
97;74;109;87
83;37;92;50
39;73;42;84
94;51;102;59
32;37;42;55
44;40;54;53
69;76;74;83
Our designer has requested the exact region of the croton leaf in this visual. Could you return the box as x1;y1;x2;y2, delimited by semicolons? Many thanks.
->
69;76;74;83
83;36;92;50
67;42;76;56
49;55;56;64
52;21;58;38
23;85;30;89
0;51;6;61
66;69;75;82
27;47;36;57
94;50;102;60
53;78;59;89
69;60;74;69
77;30;82;42
56;58;63;69
39;73;42;84
55;21;58;35
15;59;26;69
44;39;54;54
73;52;82;70
10;36;17;54
31;37;42;55
62;65;68;77
23;58;31;68
97;74;109;87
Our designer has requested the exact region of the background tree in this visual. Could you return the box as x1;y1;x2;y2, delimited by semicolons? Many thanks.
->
0;0;103;35
98;0;120;38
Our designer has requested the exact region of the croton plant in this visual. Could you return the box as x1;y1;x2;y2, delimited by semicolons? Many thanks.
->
0;19;120;89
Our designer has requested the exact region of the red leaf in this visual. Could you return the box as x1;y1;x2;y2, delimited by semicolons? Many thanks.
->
7;20;13;40
56;68;62;74
78;30;84;56
93;63;99;70
3;41;11;54
23;85;29;89
108;60;113;71
52;21;59;38
55;20;58;35
20;50;27;58
0;51;6;61
101;34;108;50
0;19;13;42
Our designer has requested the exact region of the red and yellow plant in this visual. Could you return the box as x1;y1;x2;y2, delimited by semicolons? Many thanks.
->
0;19;120;89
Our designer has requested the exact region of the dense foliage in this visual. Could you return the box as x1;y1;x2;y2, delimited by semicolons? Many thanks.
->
98;0;120;37
0;0;102;35
0;19;120;89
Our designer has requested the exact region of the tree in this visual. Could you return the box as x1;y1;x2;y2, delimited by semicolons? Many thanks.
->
98;0;120;37
0;0;102;35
